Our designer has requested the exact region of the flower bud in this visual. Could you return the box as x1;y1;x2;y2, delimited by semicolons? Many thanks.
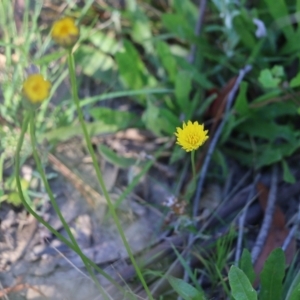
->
22;74;51;108
51;17;79;48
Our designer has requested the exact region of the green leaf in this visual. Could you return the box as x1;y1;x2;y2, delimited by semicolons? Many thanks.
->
229;265;257;300
175;71;192;112
237;117;295;143
233;13;256;49
98;145;136;168
162;13;194;41
84;28;119;54
259;248;285;300
263;0;294;41
168;276;206;300
129;9;153;53
287;281;300;300
239;249;256;285
75;45;116;83
156;40;177;82
235;81;249;115
89;107;141;129
271;65;284;78
286;269;300;300
281;159;296;184
42;121;121;143
258;69;281;89
290;72;300;88
115;40;156;90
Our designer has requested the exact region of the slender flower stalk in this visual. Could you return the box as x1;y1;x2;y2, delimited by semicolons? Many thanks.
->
66;49;154;300
28;111;110;300
15;112;122;293
191;150;196;179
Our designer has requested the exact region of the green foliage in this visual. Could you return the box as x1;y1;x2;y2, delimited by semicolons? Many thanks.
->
167;276;205;300
229;265;257;300
98;145;136;168
239;249;256;285
259;248;285;300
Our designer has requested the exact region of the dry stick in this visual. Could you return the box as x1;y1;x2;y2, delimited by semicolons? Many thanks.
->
235;174;261;265
251;165;278;263
282;201;300;252
193;64;252;220
187;0;207;64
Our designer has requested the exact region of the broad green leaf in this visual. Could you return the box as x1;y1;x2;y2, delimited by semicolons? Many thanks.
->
75;45;116;83
175;71;192;113
130;9;153;53
229;265;257;300
6;192;22;206
176;57;213;89
288;281;300;300
89;107;141;129
258;69;281;89
156;40;177;82
173;0;197;21
142;100;175;136
281;159;296;184
271;65;284;78
115;40;157;90
162;13;194;41
86;29;119;54
239;249;256;285
237;118;295;143
98;145;136;168
233;14;256;49
235;81;249;115
286;269;300;300
290;72;300;88
263;0;294;40
168;276;205;300
259;248;285;300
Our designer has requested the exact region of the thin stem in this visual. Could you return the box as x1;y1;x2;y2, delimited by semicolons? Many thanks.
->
28;110;109;300
67;49;153;300
15;112;123;295
191;151;196;180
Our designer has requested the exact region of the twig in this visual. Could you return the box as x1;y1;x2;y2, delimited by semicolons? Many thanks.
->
193;65;252;219
282;201;300;252
187;0;207;64
235;174;260;265
251;165;278;263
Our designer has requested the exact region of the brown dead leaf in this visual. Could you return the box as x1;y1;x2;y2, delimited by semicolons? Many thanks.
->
254;183;296;285
206;77;237;122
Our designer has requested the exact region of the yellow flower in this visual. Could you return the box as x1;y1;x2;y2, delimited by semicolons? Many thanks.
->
51;17;79;48
22;74;51;104
175;121;209;152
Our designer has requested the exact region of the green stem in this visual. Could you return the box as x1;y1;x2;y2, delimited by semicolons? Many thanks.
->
67;49;153;300
191;150;196;180
15;112;123;295
28;110;109;300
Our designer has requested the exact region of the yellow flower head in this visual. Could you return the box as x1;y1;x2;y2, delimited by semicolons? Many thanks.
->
51;17;79;48
175;121;209;152
22;74;51;104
